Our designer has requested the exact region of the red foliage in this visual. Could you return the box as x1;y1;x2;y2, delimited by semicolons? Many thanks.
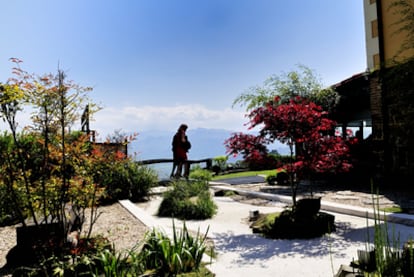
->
226;96;355;177
224;132;275;169
224;133;266;158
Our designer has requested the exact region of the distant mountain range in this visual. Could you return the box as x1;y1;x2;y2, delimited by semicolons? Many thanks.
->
128;128;290;163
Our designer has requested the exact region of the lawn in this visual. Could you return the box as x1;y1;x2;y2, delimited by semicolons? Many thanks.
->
211;169;277;181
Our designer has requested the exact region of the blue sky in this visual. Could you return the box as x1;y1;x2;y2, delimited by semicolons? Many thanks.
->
1;0;366;139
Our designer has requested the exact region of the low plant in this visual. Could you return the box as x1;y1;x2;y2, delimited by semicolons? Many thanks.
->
13;235;113;276
0;183;27;226
212;169;276;180
212;155;228;174
12;221;214;276
250;212;280;234
158;180;217;220
257;209;335;239
189;166;213;182
91;248;144;276
140;221;211;275
266;168;289;186
265;173;277;185
350;182;413;276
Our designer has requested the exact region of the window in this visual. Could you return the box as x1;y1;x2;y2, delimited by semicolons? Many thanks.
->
373;54;380;69
371;20;378;38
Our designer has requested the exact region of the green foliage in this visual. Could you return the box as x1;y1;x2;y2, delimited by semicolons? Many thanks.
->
260;209;335;239
232;64;339;112
250;197;335;239
212;169;274;180
140;221;211;275
265;174;277;185
189;166;213;182
129;165;159;202
359;188;404;276
13;222;213;276
267;153;293;165
13;235;113;276
250;212;280;235
0;61;103;238
381;206;404;214
350;182;414;276
0;186;16;226
402;240;414;277
213;155;228;171
90;248;144;276
266;168;289;186
158;180;217;220
97;161;158;204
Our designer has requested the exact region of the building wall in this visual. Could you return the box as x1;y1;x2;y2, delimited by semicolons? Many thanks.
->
381;0;414;63
364;0;414;69
362;0;414;183
364;0;380;69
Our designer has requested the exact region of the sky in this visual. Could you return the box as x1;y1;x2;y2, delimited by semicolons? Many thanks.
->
0;0;367;140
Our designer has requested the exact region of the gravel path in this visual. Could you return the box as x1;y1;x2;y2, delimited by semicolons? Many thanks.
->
219;182;414;211
0;203;148;272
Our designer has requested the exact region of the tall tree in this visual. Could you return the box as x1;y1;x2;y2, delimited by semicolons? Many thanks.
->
232;64;339;113
0;59;101;236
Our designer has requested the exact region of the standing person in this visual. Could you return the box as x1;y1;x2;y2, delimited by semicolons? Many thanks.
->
171;124;191;179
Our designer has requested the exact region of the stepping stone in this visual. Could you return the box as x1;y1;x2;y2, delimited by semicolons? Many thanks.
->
336;190;355;196
361;197;395;206
332;195;360;201
333;191;359;200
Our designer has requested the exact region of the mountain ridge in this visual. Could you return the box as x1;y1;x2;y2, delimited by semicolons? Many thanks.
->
128;128;289;162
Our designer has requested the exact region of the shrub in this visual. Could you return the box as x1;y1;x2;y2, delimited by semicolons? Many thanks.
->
213;155;228;173
250;212;280;234
266;168;289;186
189;166;213;182
158;180;217;220
14;235;113;276
266;174;277;185
234;160;248;169
264;209;335;239
351;185;408;276
247;154;278;171
0;65;105;250
129;165;159;202
0;185;25;226
97;161;158;204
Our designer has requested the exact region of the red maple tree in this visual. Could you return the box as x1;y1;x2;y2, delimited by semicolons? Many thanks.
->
226;96;355;205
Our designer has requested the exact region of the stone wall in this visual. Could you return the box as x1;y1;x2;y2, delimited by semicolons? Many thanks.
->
369;61;414;185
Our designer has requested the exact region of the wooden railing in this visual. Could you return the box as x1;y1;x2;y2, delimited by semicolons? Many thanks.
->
137;158;213;170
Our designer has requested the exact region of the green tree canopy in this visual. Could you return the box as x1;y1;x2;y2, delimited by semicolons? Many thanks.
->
232;64;339;113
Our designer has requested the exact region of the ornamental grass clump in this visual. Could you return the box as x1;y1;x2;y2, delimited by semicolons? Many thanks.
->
140;221;211;276
350;184;410;276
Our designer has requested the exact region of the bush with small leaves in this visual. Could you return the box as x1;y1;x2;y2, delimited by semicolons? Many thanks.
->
158;180;217;220
189;166;213;182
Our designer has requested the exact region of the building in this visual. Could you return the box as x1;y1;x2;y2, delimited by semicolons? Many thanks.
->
333;0;414;185
364;0;414;69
